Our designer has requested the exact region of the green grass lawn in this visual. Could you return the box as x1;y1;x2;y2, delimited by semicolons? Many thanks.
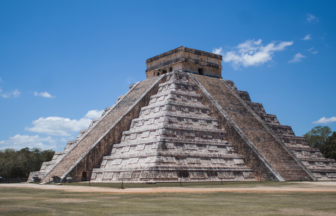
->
0;185;336;216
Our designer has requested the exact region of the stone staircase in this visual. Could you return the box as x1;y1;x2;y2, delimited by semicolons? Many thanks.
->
91;72;256;182
28;124;102;181
28;76;161;182
191;74;315;181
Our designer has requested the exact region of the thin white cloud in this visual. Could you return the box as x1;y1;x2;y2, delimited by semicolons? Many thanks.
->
303;34;311;40
84;110;104;119
0;77;2;82
214;39;293;69
0;134;57;150
126;76;134;84
313;117;336;124
25;117;91;136
25;109;104;136
288;53;306;63
0;89;20;98
307;14;317;22
34;91;55;98
126;77;139;86
308;47;318;54
12;90;20;97
212;47;223;55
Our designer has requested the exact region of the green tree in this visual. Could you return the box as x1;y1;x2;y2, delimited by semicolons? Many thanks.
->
323;132;336;160
0;148;54;178
304;126;332;152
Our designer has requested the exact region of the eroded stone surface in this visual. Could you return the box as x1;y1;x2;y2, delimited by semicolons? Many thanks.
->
193;74;314;181
146;47;222;79
91;72;255;182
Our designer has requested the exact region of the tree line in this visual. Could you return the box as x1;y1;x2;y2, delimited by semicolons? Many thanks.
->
304;126;336;160
0;148;54;179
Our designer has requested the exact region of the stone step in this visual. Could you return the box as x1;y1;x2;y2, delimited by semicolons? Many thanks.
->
114;139;231;148
152;90;202;99
141;100;209;111
103;152;244;160
125;122;221;135
90;169;255;182
132;112;217;123
159;79;195;87
94;167;253;172
300;158;336;162
288;147;320;152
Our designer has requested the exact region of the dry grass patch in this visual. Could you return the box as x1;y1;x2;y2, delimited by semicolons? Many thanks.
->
280;208;336;216
0;186;336;215
45;198;95;203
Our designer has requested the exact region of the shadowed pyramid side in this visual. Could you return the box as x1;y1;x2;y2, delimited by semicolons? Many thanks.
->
229;83;336;181
191;74;316;181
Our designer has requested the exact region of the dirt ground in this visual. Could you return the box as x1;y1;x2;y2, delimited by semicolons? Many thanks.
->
1;181;336;194
1;182;336;215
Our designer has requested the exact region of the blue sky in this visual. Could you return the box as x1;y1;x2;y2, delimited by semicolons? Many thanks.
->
0;0;335;151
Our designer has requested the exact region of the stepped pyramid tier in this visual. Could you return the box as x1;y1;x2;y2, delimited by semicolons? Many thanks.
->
228;86;336;181
91;72;255;182
29;46;335;183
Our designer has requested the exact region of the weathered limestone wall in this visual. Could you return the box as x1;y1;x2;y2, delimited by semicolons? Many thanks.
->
146;47;222;79
91;72;256;183
191;74;314;181
42;77;163;182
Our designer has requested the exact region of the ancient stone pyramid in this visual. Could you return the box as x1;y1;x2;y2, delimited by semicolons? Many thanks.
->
29;46;336;183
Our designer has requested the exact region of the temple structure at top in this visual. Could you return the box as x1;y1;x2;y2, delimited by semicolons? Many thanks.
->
146;46;222;79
